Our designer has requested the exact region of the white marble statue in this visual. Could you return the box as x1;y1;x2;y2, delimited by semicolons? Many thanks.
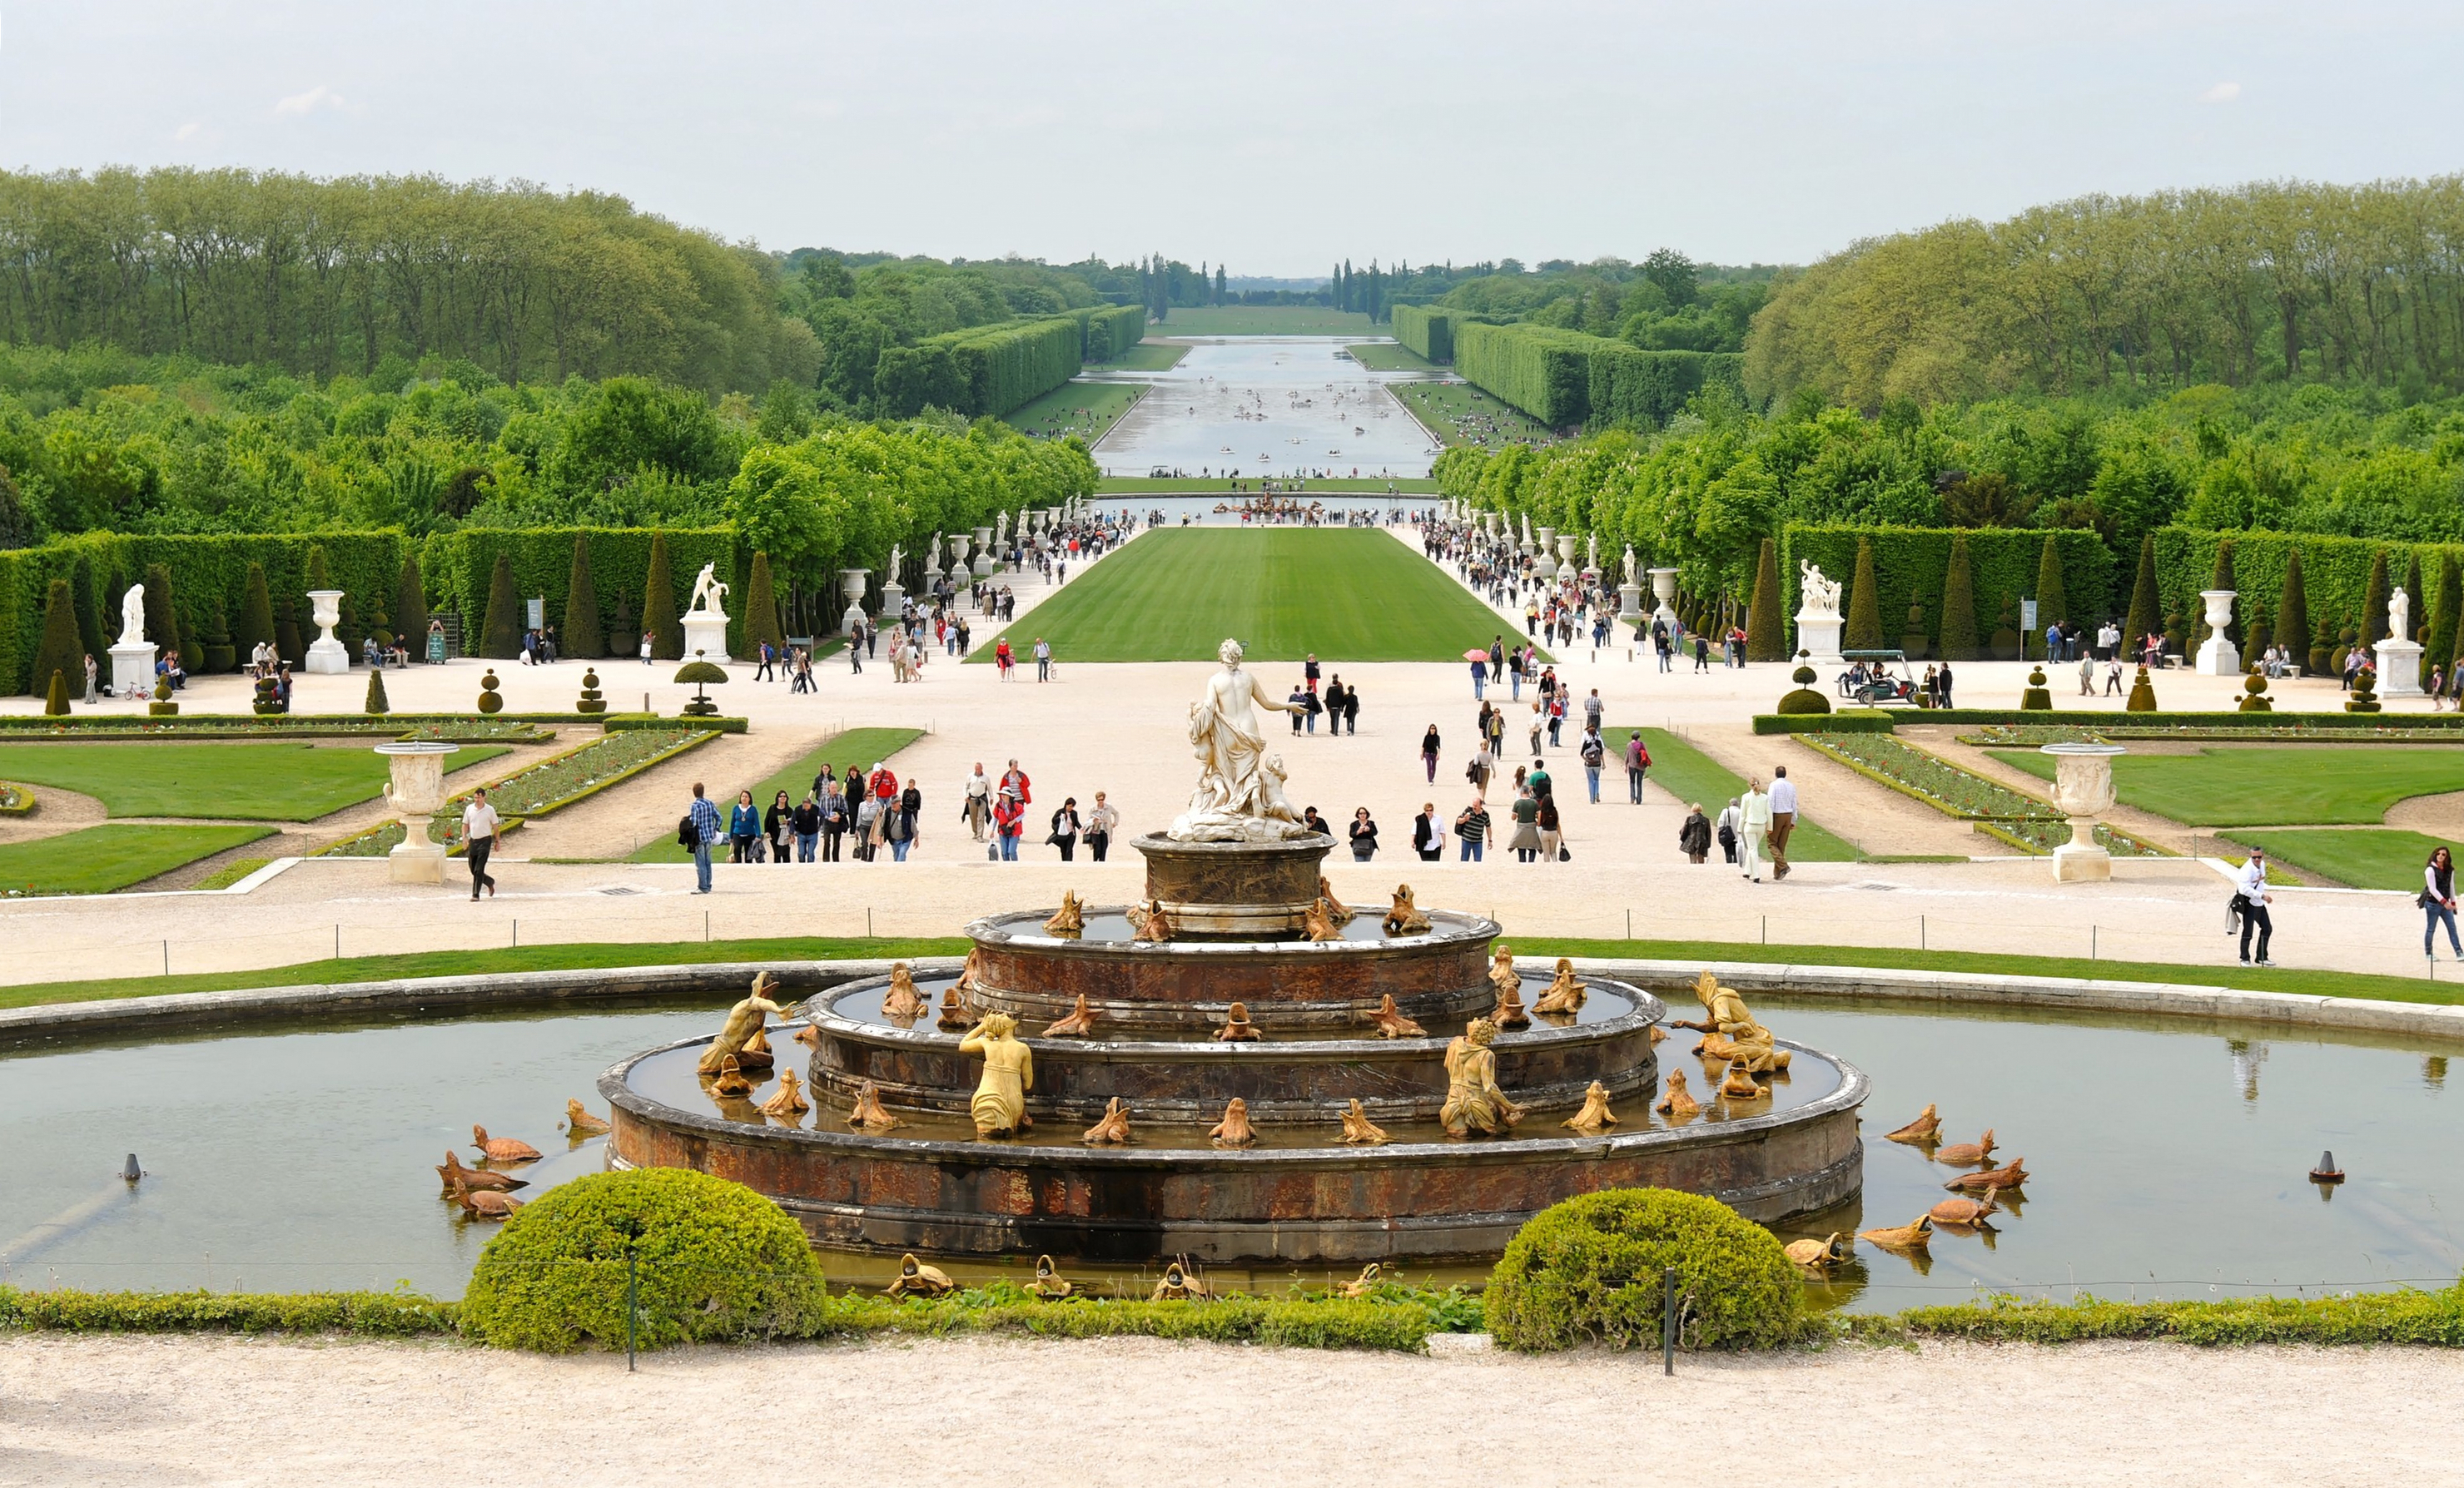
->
1797;560;1842;615
2391;585;2412;645
687;562;728;615
1586;534;1599;573
1169;638;1309;843
118;583;147;647
887;543;904;581
1622;545;1638;586
996;511;1009;545
1520;513;1533;546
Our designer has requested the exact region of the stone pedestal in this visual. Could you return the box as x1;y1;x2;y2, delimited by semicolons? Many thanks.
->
1135;832;1334;940
2043;742;2122;883
1618;583;1644;618
1795;608;1846;666
107;641;156;699
879;581;906;616
2193;589;2241;676
681;611;730;664
2377;637;2426;697
376;742;460;885
304;589;350;674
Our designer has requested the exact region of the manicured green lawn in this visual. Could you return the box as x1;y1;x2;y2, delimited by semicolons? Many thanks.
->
1618;727;1862;861
7;930;2454;1014
1344;341;1434;370
1091;343;1188;371
1147;307;1377;336
973;528;1508;663
1392;379;1562;449
1093;476;1438;494
2225;828;2456;890
0;823;275;895
1990;746;2464;826
0;742;505;821
997;381;1146;443
628;727;925;861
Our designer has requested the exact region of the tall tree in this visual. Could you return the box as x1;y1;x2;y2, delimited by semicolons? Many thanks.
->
744;552;786;654
1844;537;1883;650
69;553;104;661
643;531;683;661
1940;533;1980;662
563;536;604;659
395;550;429;651
141;563;183;667
2124;533;2161;656
1744;538;1784;662
27;578;80;699
2428;553;2461;691
238;563;277;661
2275;548;2311;677
480;552;523;658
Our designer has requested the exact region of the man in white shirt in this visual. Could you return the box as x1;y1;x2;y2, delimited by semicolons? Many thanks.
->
963;764;992;841
1766;766;1798;880
1739;777;1772;884
461;786;500;900
2233;849;2273;965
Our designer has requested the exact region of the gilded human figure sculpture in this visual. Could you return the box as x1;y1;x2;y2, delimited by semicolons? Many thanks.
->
1672;969;1790;1073
1170;638;1309;842
697;973;784;1074
1044;890;1085;937
960;1013;1034;1138
1382;884;1431;935
1440;1017;1523;1138
1531;958;1585;1017
882;964;927;1026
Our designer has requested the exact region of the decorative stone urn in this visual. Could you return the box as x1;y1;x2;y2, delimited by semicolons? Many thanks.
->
838;569;869;634
305;589;350;675
1533;526;1557;578
1649;568;1682;632
971;527;997;578
1556;533;1579;577
2193;589;2241;676
377;742;460;885
2041;742;2124;883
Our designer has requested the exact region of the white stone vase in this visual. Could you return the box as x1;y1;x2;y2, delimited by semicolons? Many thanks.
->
2043;742;2123;883
376;742;460;884
2193;589;2241;676
305;589;350;675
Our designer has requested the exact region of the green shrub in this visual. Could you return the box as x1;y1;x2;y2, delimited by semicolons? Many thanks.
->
477;669;504;714
42;667;67;715
1745;538;1783;662
480;552;523;658
1839;1282;2464;1347
1777;660;1831;715
2021;666;2052;710
642;531;683;661
0;1285;459;1337
1483;1188;1805;1352
1393;304;1454;363
1844;538;1882;650
562;536;604;660
28;578;78;701
365;669;389;715
744;551;785;654
1940;533;1980;661
459;1168;830;1352
1751;709;1895;734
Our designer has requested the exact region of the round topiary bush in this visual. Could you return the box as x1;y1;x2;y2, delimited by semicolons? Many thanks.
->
1776;660;1831;716
476;668;504;715
2021;666;2052;711
1483;1188;1804;1352
460;1168;831;1352
2238;669;2272;713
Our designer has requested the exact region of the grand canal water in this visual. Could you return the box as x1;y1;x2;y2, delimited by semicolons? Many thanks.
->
1085;338;1448;481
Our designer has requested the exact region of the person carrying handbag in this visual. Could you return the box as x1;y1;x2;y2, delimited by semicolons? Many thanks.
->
1048;798;1082;861
2423;846;2462;960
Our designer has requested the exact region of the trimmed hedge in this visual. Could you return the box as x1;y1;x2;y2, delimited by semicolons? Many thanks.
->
2155;528;2464;670
921;316;1085;419
1840;1282;2464;1347
1453;321;1744;429
1073;304;1148;362
1393;304;1456;363
1751;707;2464;735
1588;345;1746;429
424;528;738;663
1783;525;2115;657
0;1285;460;1337
1483;1188;1804;1352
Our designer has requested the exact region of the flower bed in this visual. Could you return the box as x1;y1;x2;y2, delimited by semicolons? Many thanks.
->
1798;735;2059;820
318;727;715;858
1975;819;2168;857
0;781;29;815
1960;722;2464;746
0;717;554;743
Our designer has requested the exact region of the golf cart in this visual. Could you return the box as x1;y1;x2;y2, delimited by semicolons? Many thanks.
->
1836;649;1919;706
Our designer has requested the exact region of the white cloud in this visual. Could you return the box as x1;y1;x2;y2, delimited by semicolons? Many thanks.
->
173;122;201;140
2198;82;2242;104
274;84;344;117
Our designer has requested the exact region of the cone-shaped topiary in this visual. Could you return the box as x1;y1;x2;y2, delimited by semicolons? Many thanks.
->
252;672;286;716
643;531;683;662
560;536;604;660
306;544;332;600
42;668;68;716
1484;1188;1805;1352
480;552;523;658
2032;533;2068;661
395;550;429;651
2124;533;2161;662
1743;538;1782;662
2429;555;2462;692
238;563;277;663
575;667;606;715
2238;667;2273;712
1843;538;1883;652
1776;655;1831;715
459;1168;829;1352
275;595;304;667
70;553;104;662
142;563;184;670
2404;550;2426;639
2276;548;2311;677
2021;666;2053;711
28;577;80;700
477;668;504;714
365;668;390;715
744;551;786;655
2126;664;2158;712
2362;549;2392;648
1940;533;1979;661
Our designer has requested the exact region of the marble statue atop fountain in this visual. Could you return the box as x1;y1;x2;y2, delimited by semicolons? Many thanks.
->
1168;638;1313;842
682;561;732;662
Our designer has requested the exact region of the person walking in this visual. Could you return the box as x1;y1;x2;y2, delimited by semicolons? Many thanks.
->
1349;806;1379;861
82;652;97;705
686;782;722;893
1413;801;1442;861
1507;786;1542;863
1303;686;1324;735
640;629;653;667
1421;724;1441;783
964;762;992;841
1049;796;1082;861
893;779;922;861
1624;731;1650;803
1453;796;1491;862
818;774;848;862
1536;791;1563;862
1692;634;1710;672
1766;765;1798;881
1582;687;1604;737
2078;651;2095;697
1579;727;1606;804
1679;801;1711;863
1033;636;1052;682
754;640;776;682
1716;796;1741;865
1342;682;1359;736
2424;846;2463;960
728;790;760;864
1938;660;1956;708
992;786;1026;861
2233;848;2274;965
1470;652;1488;701
1086;792;1118;862
765;790;794;866
993;638;1011;678
1738;776;1772;883
461;786;499;900
792;792;822;863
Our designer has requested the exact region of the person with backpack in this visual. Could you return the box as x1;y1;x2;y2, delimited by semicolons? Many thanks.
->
1624;732;1651;803
683;782;722;893
1579;727;1607;803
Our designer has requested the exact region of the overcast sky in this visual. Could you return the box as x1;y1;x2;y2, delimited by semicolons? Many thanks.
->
3;1;2457;276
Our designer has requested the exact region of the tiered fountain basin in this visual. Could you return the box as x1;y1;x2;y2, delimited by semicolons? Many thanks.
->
604;832;1865;1263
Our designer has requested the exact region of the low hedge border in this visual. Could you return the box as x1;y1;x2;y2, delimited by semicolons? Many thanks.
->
1795;734;2059;821
1756;710;1896;734
1960;722;2464;746
1974;819;2168;858
1756;709;2464;736
0;717;557;742
318;728;713;858
1836;1283;2464;1347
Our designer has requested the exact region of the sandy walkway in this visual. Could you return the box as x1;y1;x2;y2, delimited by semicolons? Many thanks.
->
1;1331;2455;1486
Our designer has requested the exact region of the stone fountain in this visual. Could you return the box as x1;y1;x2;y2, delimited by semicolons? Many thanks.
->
375;742;460;884
605;642;1864;1262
